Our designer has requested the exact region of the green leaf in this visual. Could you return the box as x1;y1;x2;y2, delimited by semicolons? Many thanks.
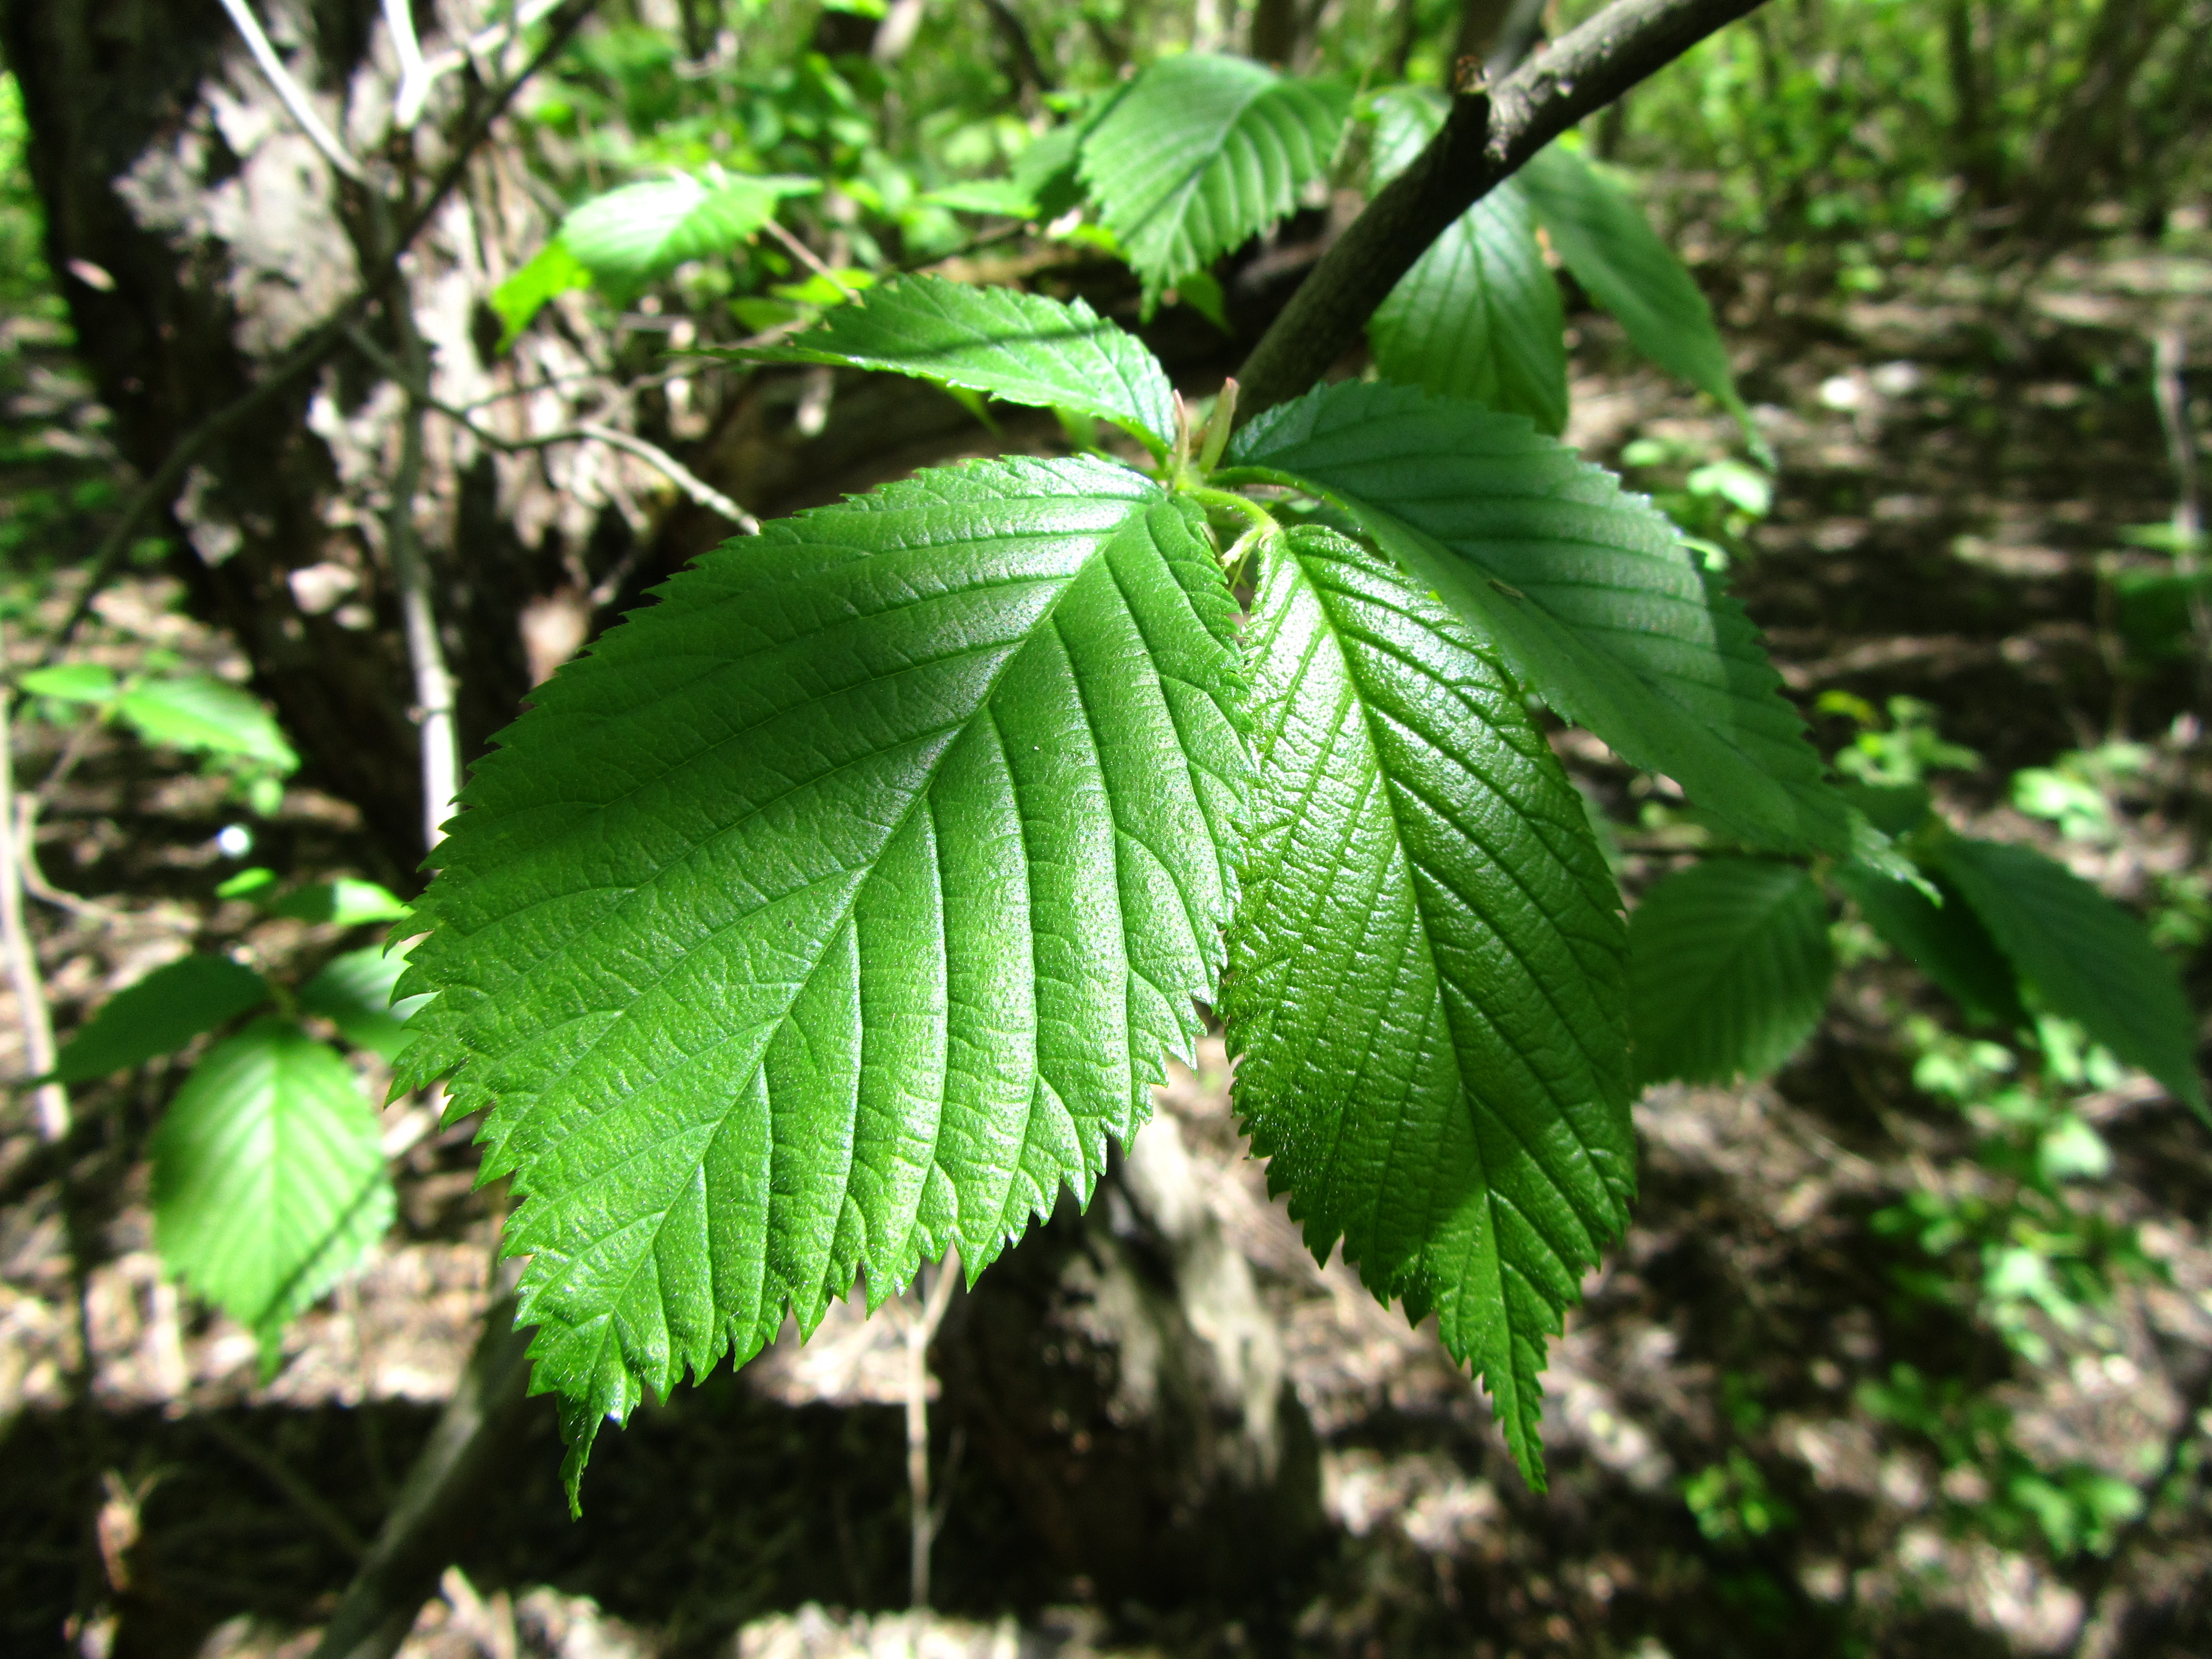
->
395;454;1248;1506
151;1019;394;1371
1367;90;1566;434
301;945;429;1063
1224;381;1848;855
560;173;819;286
55;953;272;1083
1009;117;1094;221
923;180;1039;217
270;878;412;927
491;240;592;347
1936;838;2206;1120
1628;859;1834;1087
1517;144;1754;442
722;275;1177;456
1225;527;1630;1487
19;662;119;703
1834;863;2026;1029
117;676;297;771
1079;55;1350;307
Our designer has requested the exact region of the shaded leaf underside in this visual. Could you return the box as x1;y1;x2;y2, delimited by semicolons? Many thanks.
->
1368;90;1566;434
1225;527;1631;1485
1627;858;1834;1087
396;455;1248;1499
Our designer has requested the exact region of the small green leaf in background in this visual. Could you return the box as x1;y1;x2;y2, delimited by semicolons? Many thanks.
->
1835;863;2027;1028
300;945;429;1062
54;952;272;1083
1367;89;1566;434
559;172;820;287
116;675;299;771
1226;527;1631;1487
271;878;411;927
216;866;280;901
1936;838;2206;1121
1518;143;1758;449
394;454;1248;1509
1079;54;1349;309
491;240;593;346
725;275;1178;456
19;662;119;703
922;180;1040;217
1225;380;1849;856
1629;858;1835;1087
151;1018;394;1373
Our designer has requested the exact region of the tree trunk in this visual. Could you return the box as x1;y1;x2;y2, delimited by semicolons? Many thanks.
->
0;0;656;876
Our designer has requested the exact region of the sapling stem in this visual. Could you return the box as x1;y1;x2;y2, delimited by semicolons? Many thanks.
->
905;1245;962;1617
0;647;69;1141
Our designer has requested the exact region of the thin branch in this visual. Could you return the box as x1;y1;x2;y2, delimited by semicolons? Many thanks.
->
760;217;861;301
384;0;433;132
1235;0;1773;417
200;1415;371;1560
343;326;760;532
2152;326;2210;708
421;0;573;87
381;306;460;852
0;633;69;1141
573;424;760;530
903;1245;962;1613
216;0;368;183
308;1277;538;1659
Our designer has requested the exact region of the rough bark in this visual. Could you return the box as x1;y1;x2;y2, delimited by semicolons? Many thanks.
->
0;0;657;874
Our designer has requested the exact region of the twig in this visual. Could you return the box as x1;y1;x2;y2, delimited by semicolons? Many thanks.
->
420;0;573;88
199;1415;371;1560
903;1245;962;1614
573;423;758;530
1235;0;1773;416
381;302;460;852
344;325;760;531
760;217;861;301
383;0;432;132
216;0;368;183
2152;326;2209;708
309;1275;537;1659
0;640;69;1141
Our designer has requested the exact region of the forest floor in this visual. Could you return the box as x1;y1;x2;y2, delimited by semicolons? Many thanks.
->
3;224;2211;1659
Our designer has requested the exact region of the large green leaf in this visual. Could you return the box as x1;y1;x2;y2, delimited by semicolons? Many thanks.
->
1078;54;1350;306
1517;144;1751;434
1937;838;2205;1120
151;1018;394;1369
55;952;272;1083
1223;381;1848;855
1225;527;1630;1486
301;945;429;1063
560;172;818;286
1628;858;1834;1087
1834;862;2027;1029
395;455;1248;1504
1367;90;1566;434
724;276;1178;456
